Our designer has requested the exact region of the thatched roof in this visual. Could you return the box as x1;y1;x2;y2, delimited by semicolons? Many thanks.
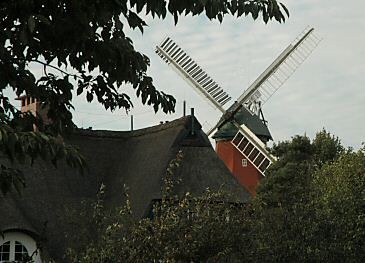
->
0;115;250;261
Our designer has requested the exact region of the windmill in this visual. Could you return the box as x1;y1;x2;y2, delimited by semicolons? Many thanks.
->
155;27;321;194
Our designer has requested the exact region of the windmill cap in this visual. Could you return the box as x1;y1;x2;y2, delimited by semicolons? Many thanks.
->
212;107;272;143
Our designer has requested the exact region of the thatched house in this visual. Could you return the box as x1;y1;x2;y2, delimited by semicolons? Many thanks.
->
0;115;250;262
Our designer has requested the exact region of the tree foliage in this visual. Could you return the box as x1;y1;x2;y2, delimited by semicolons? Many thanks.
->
252;130;361;262
0;0;288;194
311;150;365;261
252;135;317;261
67;151;254;262
257;130;344;207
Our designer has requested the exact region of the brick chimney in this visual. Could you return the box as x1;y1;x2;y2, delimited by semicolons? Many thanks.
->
16;95;50;130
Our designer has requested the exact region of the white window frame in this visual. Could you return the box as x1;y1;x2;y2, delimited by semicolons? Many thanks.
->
0;232;41;263
242;158;248;167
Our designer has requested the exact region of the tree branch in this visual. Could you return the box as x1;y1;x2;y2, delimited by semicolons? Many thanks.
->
31;59;82;80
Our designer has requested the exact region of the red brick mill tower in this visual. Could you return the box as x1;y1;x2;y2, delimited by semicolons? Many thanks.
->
212;107;272;195
155;28;321;195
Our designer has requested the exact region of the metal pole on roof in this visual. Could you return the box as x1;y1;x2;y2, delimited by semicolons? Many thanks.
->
131;115;134;131
183;100;186;117
191;108;195;135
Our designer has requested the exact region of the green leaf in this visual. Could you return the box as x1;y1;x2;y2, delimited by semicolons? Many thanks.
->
218;13;223;23
280;3;290;18
77;86;83;96
28;16;36;33
19;30;28;44
87;92;93;102
174;12;178;25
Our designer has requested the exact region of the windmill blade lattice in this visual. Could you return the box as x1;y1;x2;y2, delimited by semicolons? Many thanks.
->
156;37;232;113
234;27;321;115
231;126;275;176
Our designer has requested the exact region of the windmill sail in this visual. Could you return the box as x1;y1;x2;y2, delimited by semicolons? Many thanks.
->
155;27;320;177
232;27;321;115
231;123;276;176
156;37;231;113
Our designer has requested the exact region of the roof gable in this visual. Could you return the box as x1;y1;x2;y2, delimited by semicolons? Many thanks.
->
0;116;250;261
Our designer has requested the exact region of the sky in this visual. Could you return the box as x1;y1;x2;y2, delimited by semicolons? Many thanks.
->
69;0;365;149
